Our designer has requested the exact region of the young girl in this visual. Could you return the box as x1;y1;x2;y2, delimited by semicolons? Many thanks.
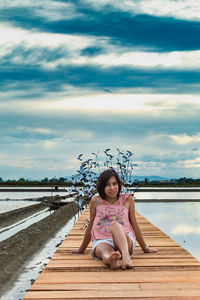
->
72;169;157;269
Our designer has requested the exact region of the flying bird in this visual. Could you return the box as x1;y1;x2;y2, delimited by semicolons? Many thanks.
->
77;154;83;161
104;149;111;155
117;148;123;156
126;150;134;157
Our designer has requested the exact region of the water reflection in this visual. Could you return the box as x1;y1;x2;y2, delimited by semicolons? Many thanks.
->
0;190;69;201
0;209;52;242
135;202;200;261
135;191;200;199
0;200;40;213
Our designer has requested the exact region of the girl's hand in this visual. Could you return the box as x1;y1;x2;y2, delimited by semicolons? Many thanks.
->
71;248;85;254
143;247;158;253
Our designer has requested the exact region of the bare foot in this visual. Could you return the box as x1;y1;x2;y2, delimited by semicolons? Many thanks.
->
121;254;133;269
105;251;121;269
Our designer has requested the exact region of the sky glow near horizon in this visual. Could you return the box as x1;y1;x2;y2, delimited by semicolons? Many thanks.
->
0;0;200;180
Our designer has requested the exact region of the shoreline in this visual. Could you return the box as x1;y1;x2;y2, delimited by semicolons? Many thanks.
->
134;199;200;202
0;203;48;229
0;202;80;294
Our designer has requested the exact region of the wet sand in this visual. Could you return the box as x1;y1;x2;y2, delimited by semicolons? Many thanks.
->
0;202;80;294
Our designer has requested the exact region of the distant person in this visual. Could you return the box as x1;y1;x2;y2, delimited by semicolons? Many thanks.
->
72;169;157;269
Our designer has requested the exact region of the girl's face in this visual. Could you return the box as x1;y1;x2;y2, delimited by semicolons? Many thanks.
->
104;176;119;199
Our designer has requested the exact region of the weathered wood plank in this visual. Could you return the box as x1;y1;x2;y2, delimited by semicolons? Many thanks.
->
52;253;195;260
23;288;200;299
30;282;200;291
34;271;200;283
46;258;200;268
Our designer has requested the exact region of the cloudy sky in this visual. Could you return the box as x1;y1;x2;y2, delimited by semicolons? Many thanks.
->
1;0;200;180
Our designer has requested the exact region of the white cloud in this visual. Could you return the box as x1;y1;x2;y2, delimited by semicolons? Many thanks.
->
64;129;93;141
1;93;200;116
0;153;6;161
184;157;200;168
0;0;82;21
86;0;200;21
172;224;200;235
42;140;60;150
62;50;200;71
16;126;53;135
2;0;200;21
170;133;200;145
41;130;93;150
1;24;200;71
0;23;97;51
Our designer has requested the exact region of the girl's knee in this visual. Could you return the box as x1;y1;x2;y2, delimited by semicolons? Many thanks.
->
110;221;122;231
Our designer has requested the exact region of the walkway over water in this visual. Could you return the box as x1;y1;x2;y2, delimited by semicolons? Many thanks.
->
24;206;200;299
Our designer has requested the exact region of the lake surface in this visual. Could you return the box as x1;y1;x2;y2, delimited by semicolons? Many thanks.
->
135;202;200;261
0;187;70;213
0;190;69;201
135;191;200;200
0;200;42;213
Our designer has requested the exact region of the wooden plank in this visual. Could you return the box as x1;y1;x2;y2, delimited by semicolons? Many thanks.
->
52;254;195;260
30;282;200;291
34;271;200;283
23;288;200;299
46;258;200;268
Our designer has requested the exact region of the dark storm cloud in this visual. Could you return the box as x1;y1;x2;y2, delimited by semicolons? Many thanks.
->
1;4;200;51
1;44;68;65
0;62;200;98
81;46;105;56
1;1;200;100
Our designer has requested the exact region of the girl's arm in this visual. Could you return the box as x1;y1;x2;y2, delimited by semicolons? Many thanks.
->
128;195;157;253
72;196;96;254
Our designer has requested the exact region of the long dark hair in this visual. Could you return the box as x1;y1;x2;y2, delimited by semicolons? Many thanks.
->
96;169;123;199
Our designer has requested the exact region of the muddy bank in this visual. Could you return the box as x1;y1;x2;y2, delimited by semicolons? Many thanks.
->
0;203;48;229
0;194;76;229
0;202;80;293
0;188;67;192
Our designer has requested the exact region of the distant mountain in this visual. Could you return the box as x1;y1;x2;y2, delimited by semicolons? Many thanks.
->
132;175;169;181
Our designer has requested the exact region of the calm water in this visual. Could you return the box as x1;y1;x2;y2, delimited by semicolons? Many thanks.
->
0;190;68;201
0;208;53;242
136;187;200;189
135;191;200;200
135;202;200;261
0;187;70;213
0;200;42;213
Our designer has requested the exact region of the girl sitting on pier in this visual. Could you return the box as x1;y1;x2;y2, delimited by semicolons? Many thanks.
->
73;169;157;269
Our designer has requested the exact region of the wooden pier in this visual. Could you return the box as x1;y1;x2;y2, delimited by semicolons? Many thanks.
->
24;206;200;299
